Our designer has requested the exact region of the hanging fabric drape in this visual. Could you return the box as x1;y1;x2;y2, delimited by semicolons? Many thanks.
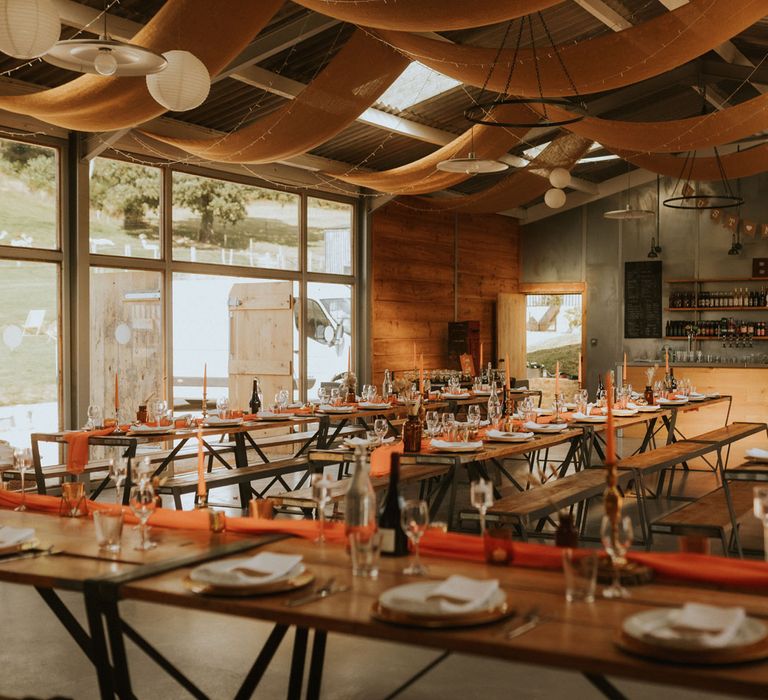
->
618;144;768;181
0;0;285;132
374;0;768;97
291;0;564;31
411;134;591;213
326;104;531;194
539;92;768;153
141;31;408;164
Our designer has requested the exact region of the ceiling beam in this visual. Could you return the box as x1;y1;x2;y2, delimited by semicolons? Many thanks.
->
53;0;139;38
572;0;631;30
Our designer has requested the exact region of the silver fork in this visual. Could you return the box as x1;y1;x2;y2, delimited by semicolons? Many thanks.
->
285;577;346;607
504;606;541;639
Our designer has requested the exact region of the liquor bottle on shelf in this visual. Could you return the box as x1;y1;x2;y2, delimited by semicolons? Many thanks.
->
248;378;263;414
378;453;408;557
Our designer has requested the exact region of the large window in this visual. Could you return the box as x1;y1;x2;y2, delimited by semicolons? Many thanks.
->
171;172;300;270
0;260;60;446
0;139;57;250
89;268;164;421
525;293;583;378
306;282;352;397
307;197;352;275
89;158;161;258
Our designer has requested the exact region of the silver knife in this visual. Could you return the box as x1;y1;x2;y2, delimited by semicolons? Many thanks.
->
285;582;349;608
0;546;57;564
506;610;541;639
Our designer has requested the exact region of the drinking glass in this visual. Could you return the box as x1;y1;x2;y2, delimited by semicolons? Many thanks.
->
93;511;123;553
330;387;341;405
400;499;429;575
563;550;598;603
131;456;152;485
470;478;494;535
365;430;380;447
129;482;157;551
318;385;329;404
312;472;333;543
425;410;439;437
13;447;31;511
467;404;482;430
488;402;502;428
754;487;768;561
600;515;633;598
349;530;381;578
109;457;128;504
374;418;389;442
574;389;588;416
441;413;455;437
149;399;166;425
277;388;289;410
216;396;230;419
86;404;103;429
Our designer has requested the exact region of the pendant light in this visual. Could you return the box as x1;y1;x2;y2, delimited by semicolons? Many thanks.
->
0;0;60;59
436;126;508;175
604;163;655;220
43;1;166;77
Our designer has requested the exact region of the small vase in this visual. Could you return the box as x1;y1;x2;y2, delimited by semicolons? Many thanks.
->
643;385;655;406
402;415;422;452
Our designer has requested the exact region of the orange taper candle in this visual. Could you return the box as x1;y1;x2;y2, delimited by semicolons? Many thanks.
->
505;353;510;389
114;371;119;413
197;427;206;498
555;361;560;397
578;351;582;388
419;353;424;395
623;352;627;385
605;372;615;465
479;342;484;371
665;348;669;374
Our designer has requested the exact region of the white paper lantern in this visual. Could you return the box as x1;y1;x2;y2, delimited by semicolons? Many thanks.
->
146;50;210;112
544;188;566;209
0;0;60;59
549;167;572;189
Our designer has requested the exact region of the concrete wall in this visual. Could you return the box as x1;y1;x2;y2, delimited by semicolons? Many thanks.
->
521;172;768;395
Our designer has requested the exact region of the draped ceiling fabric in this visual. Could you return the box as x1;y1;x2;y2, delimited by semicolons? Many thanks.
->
411;134;591;213
619;145;768;181
540;92;768;153
291;0;564;31
0;0;285;132
326;104;532;194
141;31;408;164
375;0;768;97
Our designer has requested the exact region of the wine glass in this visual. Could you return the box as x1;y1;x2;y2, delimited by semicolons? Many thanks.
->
425;410;439;437
277;388;289;410
330;387;341;406
86;404;102;430
129;482;157;550
374;418;388;442
467;404;482;431
312;472;333;543
600;515;633;598
216;396;230;419
109;457;127;504
317;385;329;404
470;478;494;535
149;399;167;425
441;413;455;437
400;499;429;575
13;447;31;511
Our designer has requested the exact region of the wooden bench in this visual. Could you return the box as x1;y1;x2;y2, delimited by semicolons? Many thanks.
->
3;459;113;494
650;481;758;557
267;463;450;516
461;468;634;541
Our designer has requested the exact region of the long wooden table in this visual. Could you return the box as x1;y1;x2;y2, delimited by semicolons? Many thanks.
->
114;536;768;700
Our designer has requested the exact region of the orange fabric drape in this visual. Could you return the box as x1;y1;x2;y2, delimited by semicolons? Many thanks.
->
327;104;530;194
375;0;768;97
542;92;768;153
618;144;768;181
412;134;591;213
141;31;408;164
0;0;285;131
291;0;564;31
61;428;116;474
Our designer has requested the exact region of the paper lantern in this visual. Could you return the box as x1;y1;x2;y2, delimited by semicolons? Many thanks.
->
544;188;566;209
549;167;571;189
146;50;210;112
0;0;60;59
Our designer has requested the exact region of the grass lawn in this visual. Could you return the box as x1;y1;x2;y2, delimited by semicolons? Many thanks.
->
527;343;580;378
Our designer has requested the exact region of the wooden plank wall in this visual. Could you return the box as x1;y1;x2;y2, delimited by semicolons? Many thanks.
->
371;204;519;382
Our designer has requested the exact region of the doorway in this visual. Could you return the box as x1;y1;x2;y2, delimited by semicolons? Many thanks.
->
525;292;583;380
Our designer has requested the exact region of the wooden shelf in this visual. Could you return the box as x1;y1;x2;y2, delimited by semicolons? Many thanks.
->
664;336;768;341
665;307;768;312
667;278;768;284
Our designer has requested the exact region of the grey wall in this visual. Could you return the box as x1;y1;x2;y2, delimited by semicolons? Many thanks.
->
521;172;768;396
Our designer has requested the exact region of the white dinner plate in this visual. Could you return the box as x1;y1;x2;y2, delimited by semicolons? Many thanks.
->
254;413;293;421
190;558;306;589
611;408;638;417
204;416;244;427
484;430;534;442
571;413;607;423
472;389;492;396
622;609;767;651
658;398;688;405
317;405;355;414
129;424;175;435
379;581;506;617
343;436;395;448
688;394;707;402
429;439;483;452
441;393;471;400
524;422;570;433
358;402;392;410
634;405;662;412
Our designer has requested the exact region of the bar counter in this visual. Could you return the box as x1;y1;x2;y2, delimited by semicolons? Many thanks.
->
626;363;768;465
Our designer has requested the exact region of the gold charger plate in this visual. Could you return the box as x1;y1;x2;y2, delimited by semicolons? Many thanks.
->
615;630;768;666
371;599;513;629
0;537;41;558
183;569;315;597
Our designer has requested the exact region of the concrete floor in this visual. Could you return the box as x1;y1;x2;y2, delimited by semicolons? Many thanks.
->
1;434;763;700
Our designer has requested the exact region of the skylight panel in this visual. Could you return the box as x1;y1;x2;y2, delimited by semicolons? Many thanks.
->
376;62;461;112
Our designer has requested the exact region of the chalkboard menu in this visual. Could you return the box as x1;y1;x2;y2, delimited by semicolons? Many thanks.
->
624;261;662;338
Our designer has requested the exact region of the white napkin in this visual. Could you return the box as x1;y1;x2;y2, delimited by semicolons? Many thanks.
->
643;603;746;649
430;439;483;450
190;552;303;586
0;526;35;548
442;393;470;399
318;404;353;412
486;429;534;440
393;576;499;613
572;412;604;421
523;421;565;432
746;448;768;462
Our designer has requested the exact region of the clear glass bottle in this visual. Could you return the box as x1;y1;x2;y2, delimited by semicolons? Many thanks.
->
382;369;394;399
345;446;378;537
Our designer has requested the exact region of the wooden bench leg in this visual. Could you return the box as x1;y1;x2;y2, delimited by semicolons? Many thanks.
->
718;450;743;558
634;471;652;551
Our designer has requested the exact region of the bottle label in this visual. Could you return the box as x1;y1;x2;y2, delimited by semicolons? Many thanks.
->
379;527;395;554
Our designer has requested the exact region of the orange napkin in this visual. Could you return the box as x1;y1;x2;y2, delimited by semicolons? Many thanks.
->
370;439;434;477
62;427;115;474
227;516;347;544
